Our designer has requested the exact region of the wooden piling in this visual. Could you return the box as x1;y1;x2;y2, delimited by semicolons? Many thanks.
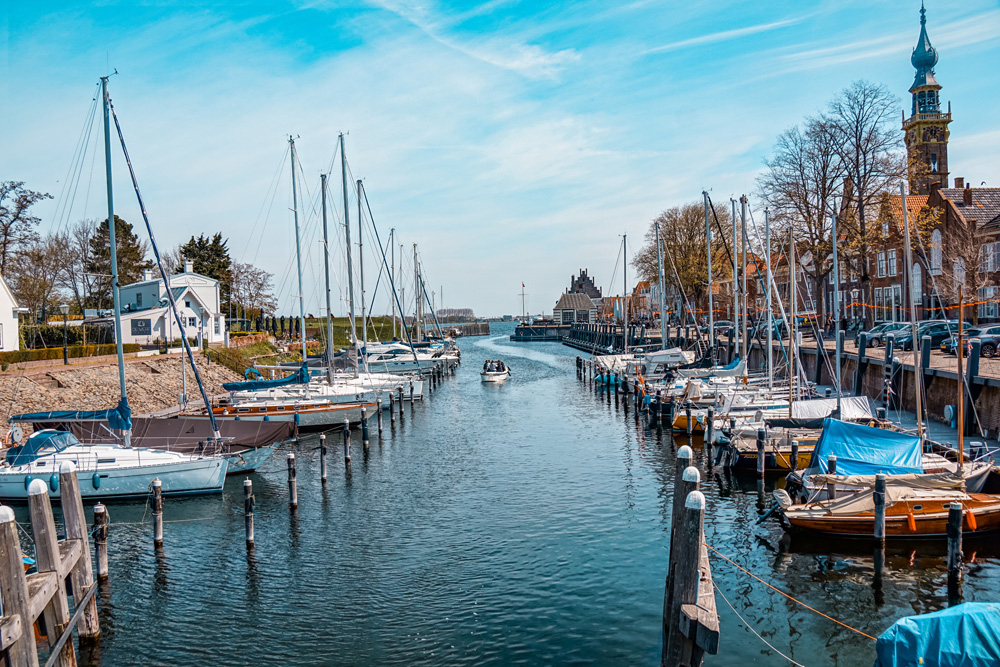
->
398;387;404;421
0;505;37;666
685;404;693;437
377;399;383;433
389;391;396;422
409;381;414;404
705;407;714;447
790;440;799;472
151;478;163;547
756;430;766;475
287;453;298;509
58;461;100;641
28;479;76;667
947;502;964;604
92;505;109;580
874;474;886;544
827;455;837;500
320;433;328;483
362;407;370;448
343;419;352;465
244;478;255;546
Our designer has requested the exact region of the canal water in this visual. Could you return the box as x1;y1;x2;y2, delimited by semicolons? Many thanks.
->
78;323;1000;665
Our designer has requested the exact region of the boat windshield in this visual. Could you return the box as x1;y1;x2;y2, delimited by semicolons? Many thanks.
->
5;429;80;466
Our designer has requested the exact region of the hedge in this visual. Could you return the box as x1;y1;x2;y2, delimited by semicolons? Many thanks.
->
20;324;115;349
0;344;141;365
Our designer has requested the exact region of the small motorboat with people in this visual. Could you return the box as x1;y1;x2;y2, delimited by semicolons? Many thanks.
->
481;359;511;383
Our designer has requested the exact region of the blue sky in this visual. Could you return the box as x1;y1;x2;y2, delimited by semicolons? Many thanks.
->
2;0;998;318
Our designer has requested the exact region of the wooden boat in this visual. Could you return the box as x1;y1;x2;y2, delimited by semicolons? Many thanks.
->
480;369;510;383
782;487;1000;537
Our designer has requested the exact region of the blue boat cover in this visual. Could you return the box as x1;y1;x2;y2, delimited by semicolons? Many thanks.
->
9;397;132;431
721;357;740;370
5;430;80;466
807;418;923;476
875;602;1000;666
223;364;309;391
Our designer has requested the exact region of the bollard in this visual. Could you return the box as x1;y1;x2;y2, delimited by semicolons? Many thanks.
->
152;478;163;547
343;419;352;465
706;406;715;445
389;391;396;423
362;407;370;448
827;455;837;499
664;488;707;664
685;404;693;437
244;478;255;546
874;474;886;544
398;387;405;421
377;399;383;433
93;504;109;580
947;502;964;605
876;407;887;421
756;430;766;475
320;433;328;483
287;453;298;509
409;381;414;404
790;440;799;472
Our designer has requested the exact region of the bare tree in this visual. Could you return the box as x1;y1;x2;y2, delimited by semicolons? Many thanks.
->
230;262;277;321
758;117;845;320
825;81;907;325
61;220;99;313
0;181;51;274
8;233;71;322
161;244;185;275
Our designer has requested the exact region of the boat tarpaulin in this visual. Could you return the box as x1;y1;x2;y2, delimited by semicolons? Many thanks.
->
874;602;1000;667
223;364;309;391
5;429;80;466
9;397;132;431
55;417;295;454
765;396;877;429
805;418;922;477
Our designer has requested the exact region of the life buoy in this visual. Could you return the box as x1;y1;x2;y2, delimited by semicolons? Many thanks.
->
2;429;13;445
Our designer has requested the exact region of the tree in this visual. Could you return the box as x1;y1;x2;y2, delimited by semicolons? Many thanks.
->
8;233;71;322
161;244;185;276
180;233;232;311
0;181;51;274
758;117;845;320
230;262;276;323
84;216;153;309
825;81;907;325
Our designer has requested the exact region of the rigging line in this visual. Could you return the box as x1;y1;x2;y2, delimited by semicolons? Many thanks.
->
243;145;289;262
712;581;806;667
53;88;100;234
745;205;799;375
706;195;736;271
81;108;103;225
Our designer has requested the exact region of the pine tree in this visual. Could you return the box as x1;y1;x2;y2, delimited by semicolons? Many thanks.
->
180;233;232;312
85;215;153;309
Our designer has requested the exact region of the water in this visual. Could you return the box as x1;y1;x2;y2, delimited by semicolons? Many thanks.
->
67;323;1000;665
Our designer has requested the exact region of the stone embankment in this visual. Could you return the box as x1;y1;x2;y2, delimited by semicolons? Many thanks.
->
0;354;241;423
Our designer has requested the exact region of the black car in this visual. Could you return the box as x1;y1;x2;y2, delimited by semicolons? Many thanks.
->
890;320;971;351
941;325;1000;357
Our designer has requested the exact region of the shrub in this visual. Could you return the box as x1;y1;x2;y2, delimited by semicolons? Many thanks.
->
0;344;140;365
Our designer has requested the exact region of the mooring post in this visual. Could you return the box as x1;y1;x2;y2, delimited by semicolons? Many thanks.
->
664;445;697;655
947;502;964;605
664;488;707;666
756;429;766;476
92;504;109;580
319;433;328;483
409;380;414;405
389;390;396;422
377;399;383;433
244;478;255;546
790;440;799;472
343;419;352;465
874;473;886;545
287;453;298;509
706;407;715;446
827;455;838;500
398;387;405;422
362;407;370;449
0;505;37;665
152;478;163;547
685;403;693;437
28;479;75;667
58;461;100;641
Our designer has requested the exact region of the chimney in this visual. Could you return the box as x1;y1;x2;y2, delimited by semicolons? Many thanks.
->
142;269;153;281
964;184;973;207
955;177;964;189
184;259;194;273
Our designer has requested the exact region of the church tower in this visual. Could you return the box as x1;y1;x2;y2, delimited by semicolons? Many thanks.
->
903;2;951;194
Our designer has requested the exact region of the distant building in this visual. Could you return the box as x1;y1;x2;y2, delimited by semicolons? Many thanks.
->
554;292;598;325
569;269;602;299
0;273;22;351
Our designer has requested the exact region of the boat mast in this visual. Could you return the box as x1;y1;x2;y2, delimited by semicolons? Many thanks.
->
731;198;739;357
390;229;396;339
321;173;335;382
100;76;130;444
400;242;405;338
623;234;628;355
900;183;925;441
521;283;526;322
656;220;667;351
703;191;714;355
957;286;964;470
289;137;310;397
413;244;421;342
765;208;772;392
789;226;797;414
339;133;357;354
831;211;842;412
357;179;368;372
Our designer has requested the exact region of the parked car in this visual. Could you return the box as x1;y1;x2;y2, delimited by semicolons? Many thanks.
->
747;319;788;339
890;320;971;351
865;321;909;347
941;325;1000;357
700;320;734;336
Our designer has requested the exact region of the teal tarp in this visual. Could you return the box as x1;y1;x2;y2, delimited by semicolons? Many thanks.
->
10;397;132;431
875;602;1000;666
223;364;309;392
806;418;923;476
5;429;79;466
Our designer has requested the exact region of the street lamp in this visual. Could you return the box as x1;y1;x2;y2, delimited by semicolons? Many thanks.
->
59;303;69;365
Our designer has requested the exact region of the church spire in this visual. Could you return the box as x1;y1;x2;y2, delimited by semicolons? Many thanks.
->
910;1;939;92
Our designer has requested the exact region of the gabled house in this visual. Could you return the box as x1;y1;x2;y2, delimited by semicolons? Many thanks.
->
0;273;22;351
554;292;598;325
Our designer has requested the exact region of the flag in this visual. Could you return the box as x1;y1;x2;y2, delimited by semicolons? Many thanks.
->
522;282;525;287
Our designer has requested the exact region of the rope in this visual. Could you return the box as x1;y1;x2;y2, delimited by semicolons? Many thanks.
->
713;580;806;666
705;543;877;641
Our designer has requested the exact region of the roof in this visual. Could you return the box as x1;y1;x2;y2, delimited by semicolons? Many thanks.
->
886;194;928;228
554;292;596;311
938;188;1000;230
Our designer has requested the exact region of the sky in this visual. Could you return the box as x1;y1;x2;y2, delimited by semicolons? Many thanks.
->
2;0;999;318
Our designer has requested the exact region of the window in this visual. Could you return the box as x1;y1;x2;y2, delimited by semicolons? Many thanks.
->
912;264;922;311
930;153;938;173
188;317;197;328
930;230;943;275
882;219;889;238
185;300;191;308
893;285;903;322
0;322;4;350
954;258;966;286
979;287;999;320
875;288;884;321
887;250;897;277
214;317;220;335
137;293;142;307
877;252;887;278
851;290;859;318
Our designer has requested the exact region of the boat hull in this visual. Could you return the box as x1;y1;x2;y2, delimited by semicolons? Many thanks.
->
480;371;510;383
226;445;280;475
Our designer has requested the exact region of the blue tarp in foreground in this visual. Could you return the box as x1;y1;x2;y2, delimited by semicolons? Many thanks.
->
807;418;923;476
875;602;1000;666
223;364;309;392
9;397;132;431
5;429;80;466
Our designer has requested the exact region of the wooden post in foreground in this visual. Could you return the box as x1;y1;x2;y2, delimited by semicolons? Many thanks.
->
873;474;886;545
59;461;100;641
287;453;298;509
151;478;163;547
28;479;76;667
244;478;255;546
92;504;109;580
343;419;352;465
319;433;328;483
947;502;964;606
0;505;37;666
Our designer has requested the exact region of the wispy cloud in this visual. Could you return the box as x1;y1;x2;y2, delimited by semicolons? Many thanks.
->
642;17;805;55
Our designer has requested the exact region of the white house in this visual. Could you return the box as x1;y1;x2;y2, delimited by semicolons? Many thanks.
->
113;260;226;345
0;273;23;351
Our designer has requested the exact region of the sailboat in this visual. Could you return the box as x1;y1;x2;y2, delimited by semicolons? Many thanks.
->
1;77;228;499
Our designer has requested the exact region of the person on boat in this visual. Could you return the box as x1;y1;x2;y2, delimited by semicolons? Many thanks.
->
483;360;491;371
497;360;505;372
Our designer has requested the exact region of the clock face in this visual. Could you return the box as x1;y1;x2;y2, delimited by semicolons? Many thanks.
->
922;126;941;142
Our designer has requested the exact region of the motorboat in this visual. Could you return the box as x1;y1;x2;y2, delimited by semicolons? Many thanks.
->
481;369;511;383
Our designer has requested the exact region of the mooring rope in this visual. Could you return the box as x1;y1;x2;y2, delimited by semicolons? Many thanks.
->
712;580;807;666
705;542;877;641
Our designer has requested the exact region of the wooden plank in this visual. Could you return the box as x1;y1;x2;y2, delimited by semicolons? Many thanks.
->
26;572;58;623
0;613;23;651
57;539;83;579
0;508;38;666
678;545;720;654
